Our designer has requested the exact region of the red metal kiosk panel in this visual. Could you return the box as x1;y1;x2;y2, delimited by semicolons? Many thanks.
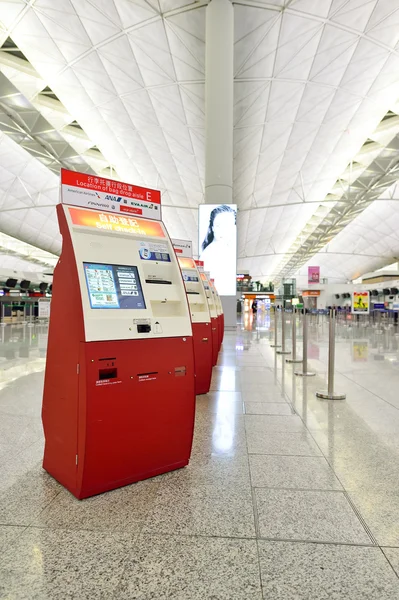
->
75;337;194;498
211;317;219;366
192;322;213;395
217;315;223;350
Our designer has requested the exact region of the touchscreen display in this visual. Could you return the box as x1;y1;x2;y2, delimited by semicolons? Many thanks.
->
83;263;146;309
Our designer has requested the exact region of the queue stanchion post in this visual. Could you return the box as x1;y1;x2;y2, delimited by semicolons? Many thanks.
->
316;309;346;400
28;302;34;328
270;307;281;348
0;302;6;327
277;308;290;355
286;308;302;364
295;310;315;377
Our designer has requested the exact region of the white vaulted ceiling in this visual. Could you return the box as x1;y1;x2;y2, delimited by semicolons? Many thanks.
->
0;0;399;281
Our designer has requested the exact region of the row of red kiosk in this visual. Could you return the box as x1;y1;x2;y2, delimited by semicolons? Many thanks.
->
41;170;224;499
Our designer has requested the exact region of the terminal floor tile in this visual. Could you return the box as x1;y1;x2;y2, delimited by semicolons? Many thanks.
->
1;317;399;598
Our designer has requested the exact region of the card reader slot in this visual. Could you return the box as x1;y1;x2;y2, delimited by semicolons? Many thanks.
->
145;279;172;285
187;291;200;295
137;371;158;377
99;357;116;361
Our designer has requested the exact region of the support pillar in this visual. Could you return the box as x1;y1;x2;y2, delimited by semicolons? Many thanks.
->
205;0;234;205
205;0;235;327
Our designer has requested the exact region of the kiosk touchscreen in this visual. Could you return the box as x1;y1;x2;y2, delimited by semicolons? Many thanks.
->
177;256;213;395
42;174;195;500
196;265;219;366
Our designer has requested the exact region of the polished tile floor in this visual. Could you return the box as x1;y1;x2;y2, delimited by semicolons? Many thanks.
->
1;315;399;598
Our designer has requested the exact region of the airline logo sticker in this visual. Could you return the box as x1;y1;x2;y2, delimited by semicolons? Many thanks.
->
69;207;165;237
61;169;161;220
172;238;193;257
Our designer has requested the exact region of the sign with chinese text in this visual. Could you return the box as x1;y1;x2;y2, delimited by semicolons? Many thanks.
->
61;169;161;220
352;291;369;314
68;207;165;237
308;266;320;284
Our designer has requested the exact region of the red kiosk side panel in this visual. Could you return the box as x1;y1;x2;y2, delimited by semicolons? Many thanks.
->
217;315;222;350
42;205;85;493
192;322;213;395
211;317;219;366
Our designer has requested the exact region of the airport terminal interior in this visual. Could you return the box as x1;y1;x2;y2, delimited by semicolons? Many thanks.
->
2;0;399;598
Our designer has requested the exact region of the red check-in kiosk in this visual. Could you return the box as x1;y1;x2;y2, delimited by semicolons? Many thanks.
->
176;256;212;395
42;170;195;499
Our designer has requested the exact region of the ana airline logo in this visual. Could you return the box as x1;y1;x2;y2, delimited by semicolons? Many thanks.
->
105;195;123;203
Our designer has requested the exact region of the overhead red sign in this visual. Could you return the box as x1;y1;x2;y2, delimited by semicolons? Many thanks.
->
61;169;161;220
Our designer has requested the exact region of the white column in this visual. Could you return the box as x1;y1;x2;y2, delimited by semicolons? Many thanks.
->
205;0;234;205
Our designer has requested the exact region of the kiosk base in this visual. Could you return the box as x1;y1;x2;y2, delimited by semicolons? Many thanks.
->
43;336;195;499
192;322;213;395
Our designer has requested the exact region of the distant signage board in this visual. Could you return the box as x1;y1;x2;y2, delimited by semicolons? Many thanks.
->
198;204;237;296
308;266;320;284
302;290;320;297
374;303;385;310
352;291;369;314
38;298;51;318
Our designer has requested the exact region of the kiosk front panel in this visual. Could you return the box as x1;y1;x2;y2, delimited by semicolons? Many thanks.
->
42;204;195;499
177;257;212;395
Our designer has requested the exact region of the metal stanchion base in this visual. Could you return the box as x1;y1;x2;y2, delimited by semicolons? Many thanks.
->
286;358;302;363
316;391;346;400
294;371;316;377
276;350;290;354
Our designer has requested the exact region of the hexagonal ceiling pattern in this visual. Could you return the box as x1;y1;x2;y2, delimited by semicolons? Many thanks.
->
0;0;399;282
